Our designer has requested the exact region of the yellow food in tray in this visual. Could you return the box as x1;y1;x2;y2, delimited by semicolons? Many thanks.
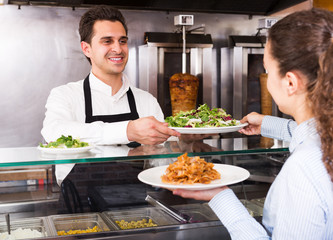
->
57;226;102;235
115;218;157;230
161;153;221;184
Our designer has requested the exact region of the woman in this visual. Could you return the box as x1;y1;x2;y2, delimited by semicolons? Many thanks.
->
173;8;333;239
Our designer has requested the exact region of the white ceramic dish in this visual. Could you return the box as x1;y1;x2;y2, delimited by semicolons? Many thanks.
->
170;122;248;134
138;164;250;190
37;145;94;155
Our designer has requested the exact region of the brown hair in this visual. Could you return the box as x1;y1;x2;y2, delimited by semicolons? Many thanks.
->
268;8;333;181
79;5;128;44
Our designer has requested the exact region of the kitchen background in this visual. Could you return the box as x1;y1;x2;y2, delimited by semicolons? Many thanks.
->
0;1;311;147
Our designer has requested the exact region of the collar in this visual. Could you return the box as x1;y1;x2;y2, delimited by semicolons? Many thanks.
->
289;118;317;153
89;72;130;101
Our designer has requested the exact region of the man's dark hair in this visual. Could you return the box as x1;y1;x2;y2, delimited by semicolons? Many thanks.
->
79;5;128;44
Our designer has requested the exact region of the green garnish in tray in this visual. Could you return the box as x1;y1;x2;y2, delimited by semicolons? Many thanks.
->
165;104;239;128
39;135;89;148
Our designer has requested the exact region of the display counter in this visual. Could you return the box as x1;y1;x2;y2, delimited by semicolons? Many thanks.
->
0;136;289;239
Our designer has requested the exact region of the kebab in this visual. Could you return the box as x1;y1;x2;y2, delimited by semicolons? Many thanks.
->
169;15;199;116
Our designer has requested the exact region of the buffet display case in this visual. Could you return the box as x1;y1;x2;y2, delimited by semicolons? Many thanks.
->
0;136;289;239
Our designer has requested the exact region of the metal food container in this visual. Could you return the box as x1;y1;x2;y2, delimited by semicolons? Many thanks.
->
240;200;263;217
48;213;112;236
250;197;266;208
102;207;179;230
0;217;52;238
172;203;219;222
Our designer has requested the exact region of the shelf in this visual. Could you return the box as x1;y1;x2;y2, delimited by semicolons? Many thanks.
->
0;139;289;167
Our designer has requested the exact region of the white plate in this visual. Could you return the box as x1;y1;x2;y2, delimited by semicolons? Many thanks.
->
37;145;94;155
170;122;248;134
138;164;250;190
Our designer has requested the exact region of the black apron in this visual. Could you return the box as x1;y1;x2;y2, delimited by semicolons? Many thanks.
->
57;75;142;214
83;75;140;147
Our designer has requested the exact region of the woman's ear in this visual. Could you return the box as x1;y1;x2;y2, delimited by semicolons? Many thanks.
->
285;71;304;96
81;41;91;58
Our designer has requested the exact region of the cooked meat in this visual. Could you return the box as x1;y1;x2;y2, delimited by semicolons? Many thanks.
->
169;73;199;116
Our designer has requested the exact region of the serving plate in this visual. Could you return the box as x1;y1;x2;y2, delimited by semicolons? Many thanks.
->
170;122;248;134
138;164;250;190
37;145;94;155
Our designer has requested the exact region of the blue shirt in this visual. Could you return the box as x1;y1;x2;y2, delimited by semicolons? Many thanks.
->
209;116;333;239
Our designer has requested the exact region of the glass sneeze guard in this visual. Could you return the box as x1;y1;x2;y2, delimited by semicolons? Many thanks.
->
0;139;289;167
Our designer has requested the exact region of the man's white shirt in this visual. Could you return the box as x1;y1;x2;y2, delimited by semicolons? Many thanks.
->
41;72;164;145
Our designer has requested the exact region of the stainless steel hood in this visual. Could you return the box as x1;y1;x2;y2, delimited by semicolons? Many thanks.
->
144;32;213;48
8;0;307;15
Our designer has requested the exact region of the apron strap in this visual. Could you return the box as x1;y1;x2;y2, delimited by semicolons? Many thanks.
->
84;75;139;123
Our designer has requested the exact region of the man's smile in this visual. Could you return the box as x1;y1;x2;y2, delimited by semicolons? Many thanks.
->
108;56;124;63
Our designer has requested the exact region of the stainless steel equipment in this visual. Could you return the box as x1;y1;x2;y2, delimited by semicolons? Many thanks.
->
0;216;52;238
145;195;192;223
5;214;10;235
47;213;112;235
139;32;214;117
221;35;278;150
101;206;179;230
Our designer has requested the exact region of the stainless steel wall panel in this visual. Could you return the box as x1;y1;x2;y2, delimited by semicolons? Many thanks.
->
138;45;158;98
157;47;165;102
220;47;234;151
0;5;90;147
202;47;214;107
221;47;233;114
223;47;265;150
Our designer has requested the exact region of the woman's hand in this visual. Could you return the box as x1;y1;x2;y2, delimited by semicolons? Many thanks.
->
238;112;265;136
172;186;228;201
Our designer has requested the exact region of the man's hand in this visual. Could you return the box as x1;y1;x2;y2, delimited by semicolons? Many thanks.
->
179;134;216;143
238;112;265;136
127;116;181;145
172;186;228;201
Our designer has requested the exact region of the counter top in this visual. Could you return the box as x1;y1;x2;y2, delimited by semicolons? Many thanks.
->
0;138;288;167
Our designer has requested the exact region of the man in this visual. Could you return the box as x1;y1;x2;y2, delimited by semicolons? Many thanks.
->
41;6;180;145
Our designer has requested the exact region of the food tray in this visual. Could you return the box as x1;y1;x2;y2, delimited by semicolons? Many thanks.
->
102;207;179;230
240;200;263;217
250;197;266;208
172;203;219;222
0;217;52;238
47;213;112;236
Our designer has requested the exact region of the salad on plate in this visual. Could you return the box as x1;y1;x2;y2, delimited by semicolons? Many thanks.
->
39;135;89;148
165;104;240;128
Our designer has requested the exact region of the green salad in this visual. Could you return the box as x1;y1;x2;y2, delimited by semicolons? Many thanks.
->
39;135;89;148
165;104;239;128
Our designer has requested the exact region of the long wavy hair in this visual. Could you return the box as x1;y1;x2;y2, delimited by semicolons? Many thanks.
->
268;8;333;181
